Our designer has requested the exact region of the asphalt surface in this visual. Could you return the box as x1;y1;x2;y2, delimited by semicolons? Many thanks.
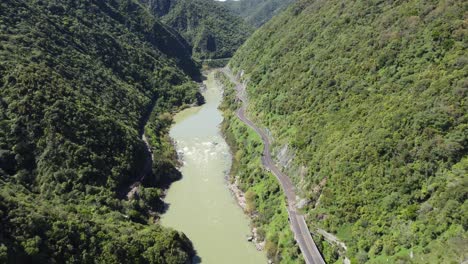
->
222;68;326;264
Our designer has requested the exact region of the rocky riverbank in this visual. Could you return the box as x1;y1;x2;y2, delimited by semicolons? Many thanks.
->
227;176;266;252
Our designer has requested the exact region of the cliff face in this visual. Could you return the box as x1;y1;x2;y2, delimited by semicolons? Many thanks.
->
230;0;467;262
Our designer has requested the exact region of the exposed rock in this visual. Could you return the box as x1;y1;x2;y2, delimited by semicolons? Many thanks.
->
228;177;265;251
228;176;247;210
299;165;308;182
276;144;295;169
296;198;310;209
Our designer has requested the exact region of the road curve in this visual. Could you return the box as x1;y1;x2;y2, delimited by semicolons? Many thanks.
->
222;68;326;264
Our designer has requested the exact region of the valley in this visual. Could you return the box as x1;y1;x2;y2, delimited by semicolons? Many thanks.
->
161;71;266;263
0;0;466;263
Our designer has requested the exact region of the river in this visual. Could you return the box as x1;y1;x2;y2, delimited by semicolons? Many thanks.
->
161;70;266;263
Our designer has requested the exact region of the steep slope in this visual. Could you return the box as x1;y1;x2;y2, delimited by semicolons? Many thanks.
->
0;0;201;262
230;0;467;263
141;0;254;59
222;0;294;27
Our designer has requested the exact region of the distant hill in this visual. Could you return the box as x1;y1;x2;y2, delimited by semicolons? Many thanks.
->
222;0;294;27
230;0;467;262
141;0;254;59
0;0;201;262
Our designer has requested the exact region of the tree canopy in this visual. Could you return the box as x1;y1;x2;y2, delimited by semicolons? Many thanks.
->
230;0;467;262
222;0;295;27
141;0;254;59
0;0;201;262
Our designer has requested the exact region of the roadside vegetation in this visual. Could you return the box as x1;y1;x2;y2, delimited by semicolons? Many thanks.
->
217;72;303;263
230;0;467;262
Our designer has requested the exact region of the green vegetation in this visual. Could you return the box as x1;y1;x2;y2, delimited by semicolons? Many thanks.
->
141;0;254;59
222;0;294;27
202;58;231;69
217;72;302;263
230;0;467;262
0;0;202;262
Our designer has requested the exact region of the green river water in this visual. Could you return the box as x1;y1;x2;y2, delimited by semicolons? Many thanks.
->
161;71;266;263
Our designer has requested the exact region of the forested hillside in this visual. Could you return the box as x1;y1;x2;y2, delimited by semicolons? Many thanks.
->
0;0;202;262
230;0;467;262
222;0;294;27
141;0;253;59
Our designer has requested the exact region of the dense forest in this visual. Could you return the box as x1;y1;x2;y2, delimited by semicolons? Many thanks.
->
230;0;467;263
0;0;203;262
1;0;466;263
141;0;253;59
222;0;294;27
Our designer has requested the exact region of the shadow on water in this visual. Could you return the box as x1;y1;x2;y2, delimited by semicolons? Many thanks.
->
192;254;202;264
142;165;184;214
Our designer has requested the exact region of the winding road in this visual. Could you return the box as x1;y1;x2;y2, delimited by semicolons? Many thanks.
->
222;68;326;264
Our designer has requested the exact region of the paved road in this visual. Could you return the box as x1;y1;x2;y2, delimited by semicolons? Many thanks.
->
222;68;326;264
